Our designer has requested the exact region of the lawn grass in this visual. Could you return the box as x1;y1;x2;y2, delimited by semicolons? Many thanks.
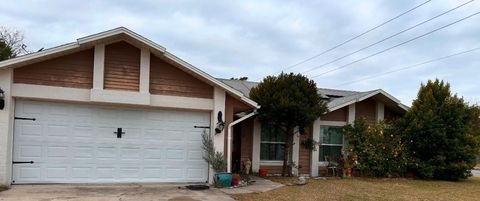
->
232;177;480;201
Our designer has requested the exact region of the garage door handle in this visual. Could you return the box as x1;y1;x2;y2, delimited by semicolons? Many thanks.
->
13;161;34;164
114;128;125;138
15;117;36;121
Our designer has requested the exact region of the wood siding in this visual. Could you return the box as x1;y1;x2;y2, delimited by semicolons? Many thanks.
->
356;98;377;123
150;55;213;98
13;49;94;88
104;41;140;91
321;107;348;122
299;124;313;174
240;119;254;163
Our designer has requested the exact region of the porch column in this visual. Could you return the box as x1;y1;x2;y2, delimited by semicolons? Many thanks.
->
209;87;225;183
292;127;300;176
0;68;14;186
376;102;384;122
251;119;261;172
310;118;321;177
348;103;356;124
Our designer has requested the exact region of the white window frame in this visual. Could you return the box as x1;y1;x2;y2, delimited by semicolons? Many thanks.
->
318;121;347;166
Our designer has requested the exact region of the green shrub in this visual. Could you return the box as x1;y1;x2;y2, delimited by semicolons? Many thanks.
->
399;79;480;180
342;119;409;177
201;130;227;172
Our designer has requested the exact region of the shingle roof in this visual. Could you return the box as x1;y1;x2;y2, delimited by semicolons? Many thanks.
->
218;79;408;112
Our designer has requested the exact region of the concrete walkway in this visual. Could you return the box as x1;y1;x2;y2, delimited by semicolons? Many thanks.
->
473;170;480;177
0;183;234;201
219;176;283;195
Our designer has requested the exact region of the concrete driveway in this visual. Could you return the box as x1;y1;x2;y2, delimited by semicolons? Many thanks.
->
0;184;234;201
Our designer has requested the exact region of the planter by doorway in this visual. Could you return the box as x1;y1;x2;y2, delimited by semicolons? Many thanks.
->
214;172;232;188
259;168;268;177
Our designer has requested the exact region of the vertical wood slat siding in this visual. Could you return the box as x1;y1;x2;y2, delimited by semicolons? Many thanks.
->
299;124;313;174
355;98;377;123
150;55;213;99
240;119;254;163
104;41;140;91
321;107;348;122
13;49;94;89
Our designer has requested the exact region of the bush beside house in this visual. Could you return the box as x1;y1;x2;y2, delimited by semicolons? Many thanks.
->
342;119;409;177
342;79;480;181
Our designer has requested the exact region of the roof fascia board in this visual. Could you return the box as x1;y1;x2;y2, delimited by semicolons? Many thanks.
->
77;27;166;53
328;90;408;112
0;42;79;68
163;52;259;108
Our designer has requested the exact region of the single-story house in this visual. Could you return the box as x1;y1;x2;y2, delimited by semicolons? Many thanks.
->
0;27;407;186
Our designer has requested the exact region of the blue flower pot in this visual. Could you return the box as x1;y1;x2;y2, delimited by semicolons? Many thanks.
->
214;172;232;188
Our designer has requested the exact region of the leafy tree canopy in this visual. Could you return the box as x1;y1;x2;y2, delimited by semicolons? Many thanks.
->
0;40;13;61
400;79;480;180
250;73;327;129
249;73;327;176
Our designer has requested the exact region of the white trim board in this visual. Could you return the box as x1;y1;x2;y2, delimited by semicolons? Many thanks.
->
11;84;214;111
329;89;408;112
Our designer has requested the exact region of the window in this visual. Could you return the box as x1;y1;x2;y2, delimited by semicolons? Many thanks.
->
319;126;344;162
260;124;286;161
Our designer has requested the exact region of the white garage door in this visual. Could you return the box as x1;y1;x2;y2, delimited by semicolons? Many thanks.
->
12;100;210;184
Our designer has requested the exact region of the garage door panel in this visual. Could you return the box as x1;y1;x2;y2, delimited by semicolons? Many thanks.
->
46;167;68;179
16;144;42;160
45;124;70;137
72;167;94;179
13;100;210;183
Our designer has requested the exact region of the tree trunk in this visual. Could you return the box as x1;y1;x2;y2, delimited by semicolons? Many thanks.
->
282;127;294;176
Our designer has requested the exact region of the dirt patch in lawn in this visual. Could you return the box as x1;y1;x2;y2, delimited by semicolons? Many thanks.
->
232;177;480;201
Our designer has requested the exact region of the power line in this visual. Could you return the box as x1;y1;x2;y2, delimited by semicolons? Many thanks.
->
309;11;480;79
333;47;480;87
270;0;432;75
301;0;474;74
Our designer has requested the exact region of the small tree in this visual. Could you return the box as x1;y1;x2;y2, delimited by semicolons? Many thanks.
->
250;73;327;176
0;40;13;61
400;79;480;180
0;26;29;60
201;130;227;172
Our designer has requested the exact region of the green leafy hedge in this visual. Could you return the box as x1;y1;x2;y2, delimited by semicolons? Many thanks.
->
342;119;409;177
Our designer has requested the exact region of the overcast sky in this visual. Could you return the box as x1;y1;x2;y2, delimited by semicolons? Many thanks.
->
1;0;479;105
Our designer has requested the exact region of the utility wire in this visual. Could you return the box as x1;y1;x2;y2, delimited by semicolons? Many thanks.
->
302;0;474;74
333;47;480;87
270;0;432;75
309;11;480;79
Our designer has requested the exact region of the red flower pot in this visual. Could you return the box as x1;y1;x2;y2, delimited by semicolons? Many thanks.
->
259;168;268;177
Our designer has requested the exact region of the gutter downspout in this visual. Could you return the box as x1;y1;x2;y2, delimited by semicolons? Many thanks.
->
227;110;258;173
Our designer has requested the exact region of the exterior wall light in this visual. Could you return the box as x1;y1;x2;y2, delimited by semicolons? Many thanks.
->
0;88;4;110
215;111;225;134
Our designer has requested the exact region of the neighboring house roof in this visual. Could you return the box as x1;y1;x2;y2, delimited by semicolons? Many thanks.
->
218;79;409;113
0;27;259;108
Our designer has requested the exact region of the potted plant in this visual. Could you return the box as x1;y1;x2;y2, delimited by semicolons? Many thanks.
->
344;159;353;178
201;130;231;188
